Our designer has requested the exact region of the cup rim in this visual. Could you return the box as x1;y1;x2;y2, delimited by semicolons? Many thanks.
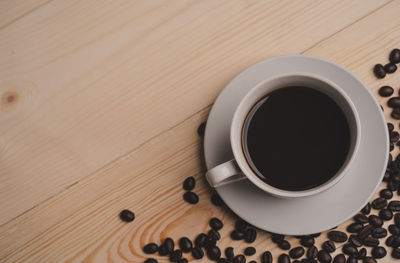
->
230;72;361;198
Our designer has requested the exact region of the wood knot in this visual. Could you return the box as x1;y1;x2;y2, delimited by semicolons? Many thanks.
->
2;91;18;106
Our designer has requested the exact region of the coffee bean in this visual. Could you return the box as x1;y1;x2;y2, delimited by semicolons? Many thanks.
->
390;48;400;64
342;244;357;255
183;191;198;204
192;246;204;259
225;247;234;260
310;232;321;238
369;215;383;227
143;243;158;254
358;225;374;239
328;231;348;243
261;251;273;263
387;179;398;190
389;224;400;235
278;240;291;250
144;259;157;263
391;142;395;150
380;189;393;199
347;255;357;263
244;247;256;256
317;250;332;263
183;177;195;191
392;173;400;183
206;246;221;260
158;245;168;256
363;257;377;263
272;233;285;243
194;233;207;247
371;246;387;259
379;86;394;97
162;237;174;254
349;235;362;247
300;237;315;247
392;248;400;259
170;250;183;262
380;209;394;221
371;197;387;209
289;247;305;259
372;227;388;238
307;246;318;259
178;259;188;263
374;64;386;78
209;217;223;231
392;109;400;120
391;131;400;143
384;63;397;73
354;213;368;223
231;230;244;240
395;213;400;226
384;171;391;182
389;122;395;132
322;240;336;253
206;229;220;245
386;235;395;247
249;261;256;263
361;203;371;214
333;254;345;263
211;193;224;207
235;220;249;231
278;254;291;263
347;223;363;233
233;254;245;263
244;228;257;243
363;236;379;247
119;209;135;222
358;247;367;259
178;237;192;252
392;235;400;247
389;201;400;211
197;122;206;136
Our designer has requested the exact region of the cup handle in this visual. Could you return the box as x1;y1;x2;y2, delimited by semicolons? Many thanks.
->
206;159;246;187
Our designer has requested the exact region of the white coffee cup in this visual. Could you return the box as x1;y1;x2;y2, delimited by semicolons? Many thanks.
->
206;73;361;198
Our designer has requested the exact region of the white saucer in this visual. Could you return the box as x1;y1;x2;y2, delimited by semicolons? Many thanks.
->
204;55;389;235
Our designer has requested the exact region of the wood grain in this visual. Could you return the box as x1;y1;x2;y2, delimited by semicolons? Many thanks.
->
0;0;389;225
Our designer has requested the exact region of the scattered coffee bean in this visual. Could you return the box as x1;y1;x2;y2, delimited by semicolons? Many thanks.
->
289;247;305;259
347;255;357;263
392;109;400;120
374;64;386;78
233;255;245;263
379;208;393;220
395;213;400;226
322;240;336;253
195;233;206;247
178;237;192;252
278;240;291;250
178;259;188;263
144;259;157;263
393;173;400;183
379;86;394;97
369;215;383;227
119;209;135;222
206;246;221;260
235;220;249;231
347;223;363;233
342;244;357;256
163;237;174;254
389;224;400;235
310;232;321;238
389;122;395;132
249;261;256;263
354;213;368;223
391;142;395;150
371;197;387;209
192;246;204;259
392;248;400;259
388;200;400;211
387;179;398;190
205;231;218;247
197;122;206;136
372;227;388;238
261;251;273;263
211;193;224;207
143;243;159;254
380;188;393;199
363;257;377;263
183;191;198;204
231;230;244;240
384;171;391;181
328;231;348;243
358;247;367;259
158;245;168;256
349;235;362;247
392;235;400;247
272;233;285;243
183;176;195;191
278;254;291;263
209;217;223;231
363;236;379;247
371;246;387;259
170;250;183;262
385;235;395;247
300;237;315;247
244;228;257;243
244;247;256;256
225;247;234;260
307;246;318;259
391;131;400;143
358;225;374;239
384;63;397;73
361;203;371;214
390;48;400;64
333;253;345;263
218;259;229;263
317;250;332;263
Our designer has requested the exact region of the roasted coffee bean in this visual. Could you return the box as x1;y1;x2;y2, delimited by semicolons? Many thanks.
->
205;233;217;247
144;259;157;263
209;217;223;231
217;259;229;263
209;229;221;241
170;250;183;262
249;261;256;263
231;230;244;240
391;142;395;150
392;173;400;183
197;122;206;136
389;224;400;235
328;231;348;243
358;225;374;239
392;235;400;247
363;257;377;263
395;213;400;226
244;228;257;243
235;220;249;231
178;237;192;252
369;215;383;227
261;251;273;263
390;48;400;64
233;255;245;263
358;247;367;259
347;223;363;233
322;240;336;253
183;191;198;204
143;243;159;254
183;177;195;191
278;254;291;263
372;227;388;238
289;247;305;259
389;201;400;211
206;246;221;260
300;237;315;247
195;233;206;247
244;247;256;256
278;240;291;250
272;233;285;243
374;64;386;78
379;86;394;97
307;246;318;259
192;246;204;259
347;255;357;263
119;209;135;222
391;131;400;143
384;171;391;182
380;189;393;199
342;244;357;255
361;203;371;214
211;193;224;207
349;235;362;247
333;254;345;263
363;236;379;247
310;232;321;238
317;250;332;263
385;63;397;73
178;259;188;263
371;197;387;209
158;245;168;256
392;109;400;120
392;248;400;259
387;179;398;190
389;123;395;132
385;235;395;247
371;246;387;259
354;213;368;223
225;247;234;260
163;237;174;254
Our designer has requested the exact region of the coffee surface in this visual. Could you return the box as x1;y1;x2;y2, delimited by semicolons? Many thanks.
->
242;86;350;191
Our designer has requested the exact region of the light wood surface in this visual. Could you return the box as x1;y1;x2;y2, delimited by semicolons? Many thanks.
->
0;0;399;262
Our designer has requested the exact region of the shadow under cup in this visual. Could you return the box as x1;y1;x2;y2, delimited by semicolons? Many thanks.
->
231;74;360;198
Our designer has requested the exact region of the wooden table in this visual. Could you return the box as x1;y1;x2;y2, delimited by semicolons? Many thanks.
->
1;1;400;262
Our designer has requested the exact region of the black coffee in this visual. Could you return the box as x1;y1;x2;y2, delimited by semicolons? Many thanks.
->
242;86;350;191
